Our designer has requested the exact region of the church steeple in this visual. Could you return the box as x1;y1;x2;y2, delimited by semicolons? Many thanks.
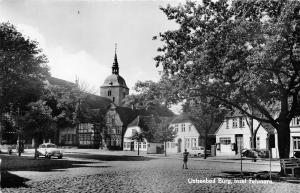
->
112;43;119;75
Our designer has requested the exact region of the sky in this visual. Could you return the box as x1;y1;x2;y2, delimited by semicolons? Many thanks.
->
0;0;184;113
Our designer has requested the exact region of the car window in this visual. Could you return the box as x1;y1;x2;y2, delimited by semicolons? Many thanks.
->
41;145;46;148
47;144;56;148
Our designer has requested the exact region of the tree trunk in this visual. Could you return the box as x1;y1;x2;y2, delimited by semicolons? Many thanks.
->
277;120;290;159
204;131;208;159
34;138;38;159
164;141;167;157
251;137;257;149
138;141;140;156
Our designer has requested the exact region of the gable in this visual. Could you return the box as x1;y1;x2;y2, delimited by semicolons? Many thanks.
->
215;117;269;136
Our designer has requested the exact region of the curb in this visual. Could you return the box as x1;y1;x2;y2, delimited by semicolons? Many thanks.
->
143;155;281;166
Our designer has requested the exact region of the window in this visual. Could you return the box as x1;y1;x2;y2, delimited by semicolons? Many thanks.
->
240;117;246;128
226;119;229;129
135;142;138;149
291;117;300;126
182;124;185;132
143;142;146;149
139;143;141;148
116;128;120;134
185;138;190;148
189;125;192;132
171;143;176;148
192;138;197;148
293;137;300;150
65;134;75;144
108;90;111;96
220;137;231;145
175;124;178;132
256;137;260;149
113;97;115;102
232;118;238;128
79;133;93;145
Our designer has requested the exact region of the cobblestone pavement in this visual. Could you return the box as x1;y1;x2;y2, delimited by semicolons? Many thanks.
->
2;154;300;193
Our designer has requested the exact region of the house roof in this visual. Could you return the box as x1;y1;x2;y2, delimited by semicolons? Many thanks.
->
261;122;276;134
225;109;276;134
127;115;165;142
47;77;112;122
82;94;111;115
170;113;205;136
116;106;138;126
47;77;76;88
225;109;243;118
170;113;193;124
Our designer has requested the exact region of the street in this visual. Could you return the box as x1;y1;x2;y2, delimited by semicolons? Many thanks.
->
2;151;300;193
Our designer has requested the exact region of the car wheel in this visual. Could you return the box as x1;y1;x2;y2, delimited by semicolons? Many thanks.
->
57;155;63;159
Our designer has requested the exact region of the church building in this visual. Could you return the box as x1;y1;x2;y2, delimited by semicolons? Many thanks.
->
100;47;129;106
99;47;137;150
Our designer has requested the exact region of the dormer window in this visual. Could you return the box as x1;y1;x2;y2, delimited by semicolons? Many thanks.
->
108;90;112;96
232;118;238;128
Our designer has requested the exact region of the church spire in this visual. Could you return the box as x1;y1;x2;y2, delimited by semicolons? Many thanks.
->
112;43;119;75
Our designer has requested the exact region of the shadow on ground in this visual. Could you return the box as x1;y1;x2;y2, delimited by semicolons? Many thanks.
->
1;155;110;172
212;170;300;184
66;153;155;161
1;171;30;188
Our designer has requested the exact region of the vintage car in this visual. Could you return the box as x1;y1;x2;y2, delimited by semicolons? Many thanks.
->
189;146;205;157
36;143;63;159
0;144;13;154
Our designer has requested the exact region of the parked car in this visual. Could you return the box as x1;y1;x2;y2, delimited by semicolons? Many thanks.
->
189;146;205;157
241;149;259;158
0;144;13;154
36;143;63;159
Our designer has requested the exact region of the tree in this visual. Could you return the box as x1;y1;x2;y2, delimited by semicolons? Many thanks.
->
154;0;300;159
19;100;55;158
183;98;226;159
0;22;49;145
0;22;49;115
123;80;174;117
153;119;177;157
130;132;145;156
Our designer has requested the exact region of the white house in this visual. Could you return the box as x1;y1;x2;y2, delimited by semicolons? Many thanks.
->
290;116;300;157
166;114;205;154
215;110;278;157
123;115;164;154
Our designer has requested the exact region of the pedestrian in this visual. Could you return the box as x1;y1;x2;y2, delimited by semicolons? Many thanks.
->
182;149;189;169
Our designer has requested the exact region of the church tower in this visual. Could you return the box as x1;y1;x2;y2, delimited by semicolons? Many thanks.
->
100;45;129;106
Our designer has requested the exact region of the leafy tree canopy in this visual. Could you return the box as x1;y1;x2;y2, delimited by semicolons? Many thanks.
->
154;0;300;158
0;22;49;112
123;79;175;117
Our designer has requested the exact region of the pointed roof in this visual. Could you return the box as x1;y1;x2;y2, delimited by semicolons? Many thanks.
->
115;106;138;126
101;44;128;88
112;43;119;75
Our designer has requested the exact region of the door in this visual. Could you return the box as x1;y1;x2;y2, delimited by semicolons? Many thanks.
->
177;138;182;153
130;141;134;151
235;134;243;154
